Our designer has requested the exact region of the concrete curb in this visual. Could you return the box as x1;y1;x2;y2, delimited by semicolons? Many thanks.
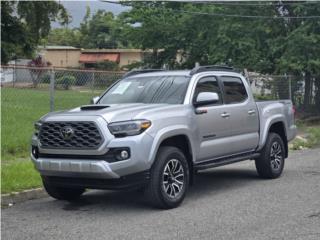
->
1;188;48;207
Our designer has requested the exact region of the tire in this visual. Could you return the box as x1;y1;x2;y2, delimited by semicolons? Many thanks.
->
145;146;190;209
43;179;85;201
255;132;285;179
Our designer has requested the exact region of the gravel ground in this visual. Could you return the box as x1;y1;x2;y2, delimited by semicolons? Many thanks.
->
2;148;320;240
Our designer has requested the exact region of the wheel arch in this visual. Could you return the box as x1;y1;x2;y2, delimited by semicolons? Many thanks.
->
148;128;195;184
268;121;288;158
258;114;288;157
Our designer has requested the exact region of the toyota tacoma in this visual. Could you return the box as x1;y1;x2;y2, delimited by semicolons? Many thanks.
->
31;66;297;209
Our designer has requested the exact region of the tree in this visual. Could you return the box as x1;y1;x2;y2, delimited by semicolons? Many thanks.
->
1;1;32;63
45;28;82;47
79;7;132;49
121;1;320;113
1;0;69;64
17;1;69;44
276;2;320;109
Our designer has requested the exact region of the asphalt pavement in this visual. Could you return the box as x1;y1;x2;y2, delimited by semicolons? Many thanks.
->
2;148;320;240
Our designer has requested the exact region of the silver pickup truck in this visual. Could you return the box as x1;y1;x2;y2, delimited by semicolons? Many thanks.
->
31;66;297;209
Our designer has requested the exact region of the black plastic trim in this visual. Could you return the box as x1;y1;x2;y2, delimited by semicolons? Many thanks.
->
38;147;130;163
190;65;239;75
80;105;110;111
194;152;260;170
42;170;150;190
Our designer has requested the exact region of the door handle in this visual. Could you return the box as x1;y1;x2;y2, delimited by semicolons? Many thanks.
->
195;109;208;115
248;109;256;115
220;112;230;118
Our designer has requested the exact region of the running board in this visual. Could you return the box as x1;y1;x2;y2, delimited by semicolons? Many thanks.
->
194;152;260;170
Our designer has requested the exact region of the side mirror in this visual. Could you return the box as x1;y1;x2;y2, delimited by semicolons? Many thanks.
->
90;96;100;104
194;92;219;107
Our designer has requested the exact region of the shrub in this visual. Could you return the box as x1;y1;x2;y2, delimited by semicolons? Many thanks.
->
94;60;119;71
307;127;320;148
40;73;51;84
254;94;274;101
56;75;76;90
121;61;144;71
75;72;90;86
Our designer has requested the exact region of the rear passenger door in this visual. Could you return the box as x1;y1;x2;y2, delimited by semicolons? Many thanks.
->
219;76;259;154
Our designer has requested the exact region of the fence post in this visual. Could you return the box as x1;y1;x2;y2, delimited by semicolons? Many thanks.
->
288;75;292;101
92;71;95;95
50;68;55;112
13;61;16;88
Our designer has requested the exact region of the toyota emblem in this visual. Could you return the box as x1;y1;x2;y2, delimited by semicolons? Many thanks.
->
60;126;74;140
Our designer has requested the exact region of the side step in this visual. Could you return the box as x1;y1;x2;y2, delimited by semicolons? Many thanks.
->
194;152;260;170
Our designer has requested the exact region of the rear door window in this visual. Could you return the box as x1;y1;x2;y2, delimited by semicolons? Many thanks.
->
221;76;248;104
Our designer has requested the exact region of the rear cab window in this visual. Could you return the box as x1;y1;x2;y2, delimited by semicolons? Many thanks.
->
221;76;248;104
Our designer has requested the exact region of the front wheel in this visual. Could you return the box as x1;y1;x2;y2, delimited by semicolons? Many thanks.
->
145;146;190;209
255;133;285;179
43;179;85;201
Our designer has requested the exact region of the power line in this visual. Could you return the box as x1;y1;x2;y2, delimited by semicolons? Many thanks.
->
104;0;320;6
169;1;320;7
103;1;320;19
171;9;320;19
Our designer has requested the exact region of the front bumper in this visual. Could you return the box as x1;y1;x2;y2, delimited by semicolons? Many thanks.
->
31;116;155;180
31;154;120;179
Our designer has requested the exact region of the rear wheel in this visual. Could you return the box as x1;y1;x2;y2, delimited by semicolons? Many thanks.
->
255;133;285;179
43;179;85;201
145;146;189;209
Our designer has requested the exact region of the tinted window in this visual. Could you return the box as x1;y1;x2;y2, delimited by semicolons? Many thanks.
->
193;76;222;104
221;76;247;104
99;75;190;104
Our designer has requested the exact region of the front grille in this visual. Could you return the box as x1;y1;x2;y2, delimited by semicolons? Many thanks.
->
39;121;103;149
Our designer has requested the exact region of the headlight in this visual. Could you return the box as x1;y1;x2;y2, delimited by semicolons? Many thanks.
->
34;121;43;136
108;120;151;137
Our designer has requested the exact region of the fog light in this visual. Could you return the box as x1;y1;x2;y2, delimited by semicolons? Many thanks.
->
120;150;129;160
32;146;39;159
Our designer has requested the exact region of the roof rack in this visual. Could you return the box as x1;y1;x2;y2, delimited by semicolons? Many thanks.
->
190;65;238;75
122;69;164;78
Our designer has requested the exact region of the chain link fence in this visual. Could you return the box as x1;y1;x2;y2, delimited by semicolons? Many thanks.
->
247;73;318;111
2;65;318;111
1;65;124;112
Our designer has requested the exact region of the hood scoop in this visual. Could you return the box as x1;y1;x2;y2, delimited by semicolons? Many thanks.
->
80;105;110;111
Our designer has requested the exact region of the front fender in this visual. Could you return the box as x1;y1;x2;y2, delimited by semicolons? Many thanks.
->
147;125;196;165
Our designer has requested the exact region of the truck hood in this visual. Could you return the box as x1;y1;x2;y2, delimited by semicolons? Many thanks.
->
43;103;177;123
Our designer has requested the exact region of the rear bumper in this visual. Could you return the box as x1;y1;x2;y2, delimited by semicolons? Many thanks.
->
287;124;297;142
42;170;150;190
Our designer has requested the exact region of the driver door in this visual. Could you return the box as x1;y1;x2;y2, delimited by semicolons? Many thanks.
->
193;75;232;162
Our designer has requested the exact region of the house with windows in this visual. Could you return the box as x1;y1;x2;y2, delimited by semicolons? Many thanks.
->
38;46;82;68
79;49;145;68
38;46;147;69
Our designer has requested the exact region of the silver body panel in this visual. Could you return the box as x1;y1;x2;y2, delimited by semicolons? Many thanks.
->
31;70;297;179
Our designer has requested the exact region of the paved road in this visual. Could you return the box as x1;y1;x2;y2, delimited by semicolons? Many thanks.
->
2;149;320;240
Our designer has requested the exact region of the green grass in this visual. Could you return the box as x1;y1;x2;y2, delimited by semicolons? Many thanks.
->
1;161;41;194
1;87;102;193
290;125;320;150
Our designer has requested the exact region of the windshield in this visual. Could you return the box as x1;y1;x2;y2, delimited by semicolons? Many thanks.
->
99;75;190;104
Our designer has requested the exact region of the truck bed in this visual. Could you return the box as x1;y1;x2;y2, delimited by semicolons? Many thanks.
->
255;100;296;150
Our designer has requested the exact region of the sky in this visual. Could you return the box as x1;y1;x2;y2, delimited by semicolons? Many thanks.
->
52;0;128;28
